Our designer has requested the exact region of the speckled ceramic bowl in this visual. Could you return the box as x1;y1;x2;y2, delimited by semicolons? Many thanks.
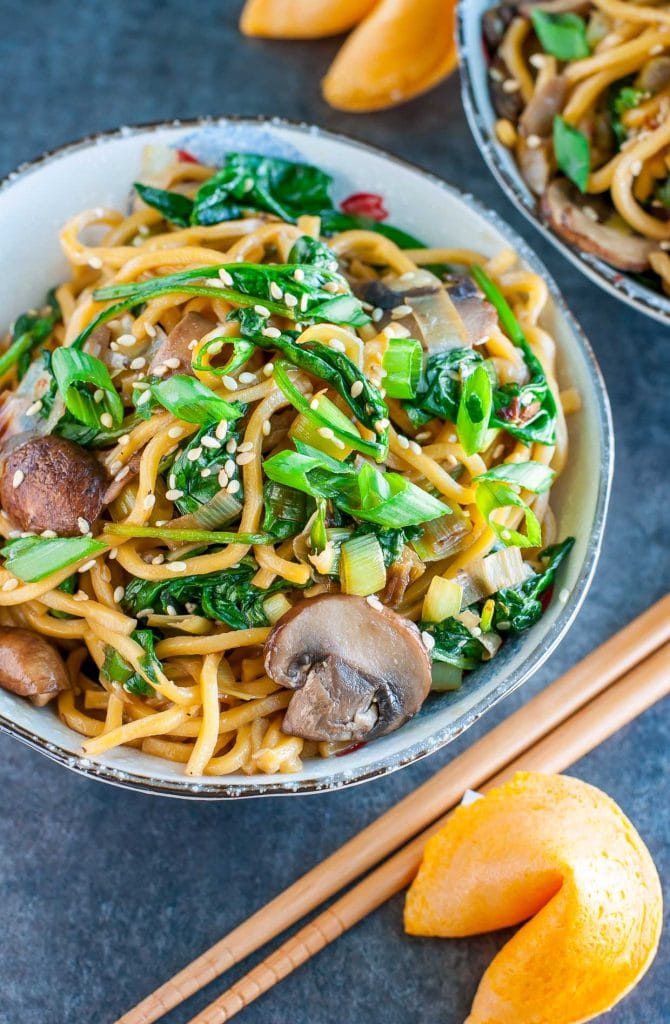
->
0;118;613;797
457;0;670;326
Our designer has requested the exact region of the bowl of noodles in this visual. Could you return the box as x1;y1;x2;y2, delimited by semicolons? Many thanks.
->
458;0;670;324
0;118;612;797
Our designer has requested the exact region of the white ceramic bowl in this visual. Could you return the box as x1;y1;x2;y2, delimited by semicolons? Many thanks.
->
0;118;613;797
457;0;670;326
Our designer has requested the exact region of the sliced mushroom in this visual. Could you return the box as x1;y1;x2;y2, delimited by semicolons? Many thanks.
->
489;57;525;122
265;593;432;744
0;358;65;447
519;77;569;138
482;3;518;52
445;276;498;346
148;311;215;377
517;136;553;195
83;324;112;360
0;626;70;706
635;56;670;94
380;545;425;608
102;448;143;505
0;435;107;535
541;179;658;271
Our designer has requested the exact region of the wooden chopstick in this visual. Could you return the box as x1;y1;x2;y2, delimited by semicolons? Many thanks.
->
188;639;670;1024
115;594;670;1024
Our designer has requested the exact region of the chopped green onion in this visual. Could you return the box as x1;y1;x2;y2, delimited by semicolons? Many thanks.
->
148;374;243;424
310;499;328;554
456;363;493;455
530;9;591;61
289;392;358;459
104;524;271;544
422;576;463;623
553;116;591;193
0;535;107;582
411;510;471;562
430;662;464;692
51;348;124;428
262;592;293;624
339;533;386;597
0;291;60;380
191;336;255;378
475;480;542;548
382;337;423;399
474;461;555;494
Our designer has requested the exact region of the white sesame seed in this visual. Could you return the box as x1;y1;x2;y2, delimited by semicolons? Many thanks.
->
529;52;546;68
310;398;320;410
421;630;436;652
168;425;184;439
501;529;512;541
143;494;156;510
415;431;431;442
660;240;670;251
12;470;24;489
130;357;146;370
167;561;187;573
217;469;229;487
73;590;90;602
2;578;18;592
151;554;164;565
270;281;283;300
164;357;181;369
118;434;130;446
332;436;346;450
7;530;21;539
236;451;255;465
391;304;412;318
204;277;226;289
219;268;234;287
100;565;112;582
224;458;236;476
237;441;254;453
25;400;43;416
299;293;309;313
109;460;122;476
108;548;118;560
40;530;57;539
254;304;270;317
226;480;241;495
371;307;383;322
526;134;542;149
489;66;504;82
374;418;390;432
471;627;482;637
201;468;211;478
263;362;275;377
365;594;383;610
293;268;305;283
262;326;281;339
206;340;224;356
19;532;34;539
215;420;229;440
113;586;125;603
397;434;410;449
100;412;114;429
145;323;156;338
136;389;152;407
239;371;256;384
155;521;168;528
350;380;364;398
88;255;103;270
222;375;238;391
631;159;643;177
284;293;298;308
449;433;458;443
79;559;98;573
116;333;136;348
559;588;570;603
502;78;520;93
225;439;237;454
323;281;341;294
317;427;334;440
115;465;130;483
166;604;178;617
329;338;346;352
262;420;271;436
136;608;154;618
187;447;203;462
201;435;221;449
409;440;422;455
582;206;599;222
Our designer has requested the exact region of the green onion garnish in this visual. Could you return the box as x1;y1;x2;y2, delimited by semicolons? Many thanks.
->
51;348;124;429
1;535;107;582
104;524;271;545
456;363;493;455
382;337;423;399
148;374;243;425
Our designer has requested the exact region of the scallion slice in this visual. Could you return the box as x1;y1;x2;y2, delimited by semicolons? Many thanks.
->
51;348;124;429
456;363;493;455
339;533;386;597
104;524;271;545
0;535;107;582
149;374;243;424
382;337;422;399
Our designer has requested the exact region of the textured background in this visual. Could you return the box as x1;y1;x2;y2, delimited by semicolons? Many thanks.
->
0;2;668;1022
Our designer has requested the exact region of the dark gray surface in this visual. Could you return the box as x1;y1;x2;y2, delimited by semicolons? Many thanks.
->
0;1;668;1022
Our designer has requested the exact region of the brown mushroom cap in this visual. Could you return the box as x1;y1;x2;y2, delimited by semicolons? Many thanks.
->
0;626;70;706
0;435;107;535
264;594;432;744
540;179;658;272
148;311;215;377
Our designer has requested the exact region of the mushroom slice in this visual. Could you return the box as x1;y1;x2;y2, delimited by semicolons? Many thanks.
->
0;626;70;706
148;311;215;377
265;593;432;744
0;435;107;535
445;276;498;346
541;179;658;272
519;77;568;138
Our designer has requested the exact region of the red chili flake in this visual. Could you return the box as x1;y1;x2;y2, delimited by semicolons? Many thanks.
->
335;741;367;757
539;584;554;612
340;192;389;221
176;148;199;164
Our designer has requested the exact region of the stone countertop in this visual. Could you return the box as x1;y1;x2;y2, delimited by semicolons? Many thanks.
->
0;2;668;1022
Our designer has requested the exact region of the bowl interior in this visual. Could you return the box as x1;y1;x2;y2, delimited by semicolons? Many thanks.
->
457;0;670;326
0;119;612;796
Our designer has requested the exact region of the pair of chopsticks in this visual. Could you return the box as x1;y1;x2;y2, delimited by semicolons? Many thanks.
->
116;594;670;1024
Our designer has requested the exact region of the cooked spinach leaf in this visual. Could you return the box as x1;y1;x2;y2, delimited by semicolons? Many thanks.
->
492;537;574;632
419;616;488;669
262;480;315;541
101;628;162;697
169;424;243;516
0;290;61;380
134;183;194;227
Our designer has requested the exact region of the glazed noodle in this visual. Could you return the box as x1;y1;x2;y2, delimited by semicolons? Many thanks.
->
485;0;670;291
0;147;576;777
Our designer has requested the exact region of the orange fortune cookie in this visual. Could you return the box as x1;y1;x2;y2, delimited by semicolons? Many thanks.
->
405;772;662;1024
240;0;377;40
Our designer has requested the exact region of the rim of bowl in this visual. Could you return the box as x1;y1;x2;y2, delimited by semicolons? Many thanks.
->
0;116;614;799
456;0;670;327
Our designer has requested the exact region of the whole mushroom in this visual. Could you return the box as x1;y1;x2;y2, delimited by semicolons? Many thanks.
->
264;594;432;744
0;626;70;706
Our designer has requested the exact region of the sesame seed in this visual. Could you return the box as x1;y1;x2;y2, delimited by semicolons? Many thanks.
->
88;255;103;270
299;294;309;313
323;281;340;294
116;333;136;348
262;420;271;436
100;565;112;582
254;304;270;317
269;281;283;300
118;434;130;446
239;371;256;384
372;307;383;322
489;66;504;82
130;357;146;370
136;608;154;618
526;134;542;149
151;554;164;565
79;559;98;573
365;594;383;610
226;480;241;495
113;586;125;603
201;468;211;478
145;323;156;338
501;529;512;541
217;469;229;487
109;460;122;476
115;465;130;483
284;293;298;308
73;590;89;602
582;206;599;222
143;494;156;511
391;304;412;318
187;447;203;462
409;440;422;455
236;451;255;465
201;435;221;449
237;441;254;452
397;434;410;449
421;631;436;652
559;588;570;603
100;412;114;429
262;326;281;340
167;561;187;573
168;425;184;439
204;277;226;289
374;418;390;432
166;604;177;617
317;427;334;440
215;420;229;440
222;375;238;391
108;548;118;560
449;433;458;443
40;530;57;539
329;338;346;352
19;532;34;539
136;390;152;407
502;78;520;93
471;627;482;637
164;357;181;369
631;159;643;177
7;530;21;539
332;436;346;450
310;398;320;410
293;268;305;283
350;380;364;399
25;400;43;416
415;431;432;442
529;53;545;68
154;520;168;528
12;470;24;489
2;578;18;592
225;439;237;454
206;340;224;356
224;458;236;476
219;268;234;286
263;362;275;376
